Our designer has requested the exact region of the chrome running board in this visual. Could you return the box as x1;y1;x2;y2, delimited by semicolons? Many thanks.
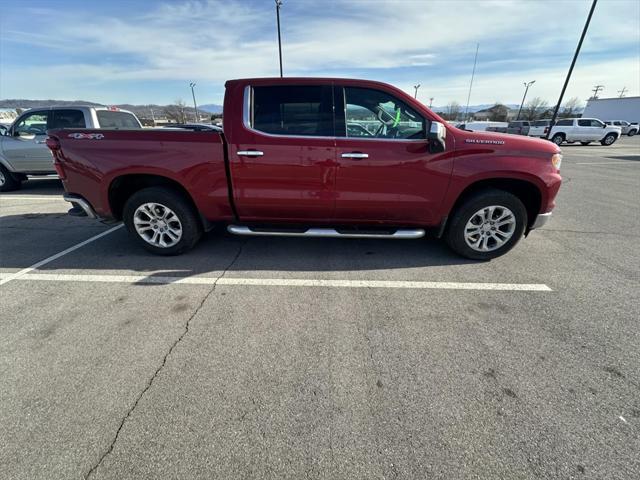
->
227;225;425;239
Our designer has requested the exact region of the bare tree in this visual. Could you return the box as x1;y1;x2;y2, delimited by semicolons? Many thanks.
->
487;103;509;122
522;97;548;120
164;99;187;123
443;101;461;121
560;97;582;118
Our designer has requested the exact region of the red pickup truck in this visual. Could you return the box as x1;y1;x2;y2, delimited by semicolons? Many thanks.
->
47;77;562;260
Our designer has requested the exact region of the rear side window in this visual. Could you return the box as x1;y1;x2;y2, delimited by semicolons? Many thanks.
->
50;110;86;129
251;85;333;136
532;120;549;126
556;119;573;126
578;119;591;127
96;111;141;129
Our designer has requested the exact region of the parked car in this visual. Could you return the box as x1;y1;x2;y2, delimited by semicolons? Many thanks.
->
547;118;621;146
604;120;637;136
0;106;142;191
528;119;552;138
456;121;508;132
506;120;531;136
47;77;562;260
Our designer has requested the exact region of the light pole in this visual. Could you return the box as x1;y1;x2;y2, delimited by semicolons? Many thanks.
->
189;82;199;123
516;80;536;120
275;0;283;77
413;84;420;99
546;0;598;139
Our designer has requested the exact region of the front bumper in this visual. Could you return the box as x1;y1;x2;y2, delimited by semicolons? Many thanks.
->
531;212;552;230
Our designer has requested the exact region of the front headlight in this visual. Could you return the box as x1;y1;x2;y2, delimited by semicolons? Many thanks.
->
551;153;562;170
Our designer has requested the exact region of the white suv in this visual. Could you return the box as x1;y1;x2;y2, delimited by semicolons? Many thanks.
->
548;118;622;146
604;120;637;136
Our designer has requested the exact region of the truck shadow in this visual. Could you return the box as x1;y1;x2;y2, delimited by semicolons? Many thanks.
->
0;214;477;275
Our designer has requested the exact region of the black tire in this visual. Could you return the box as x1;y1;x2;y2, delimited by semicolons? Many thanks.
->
628;129;637;137
444;189;528;260
551;133;564;146
0;164;22;192
580;142;591;146
123;187;203;255
600;133;617;146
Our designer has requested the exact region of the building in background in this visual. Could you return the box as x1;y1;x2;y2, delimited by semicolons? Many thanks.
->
582;97;640;122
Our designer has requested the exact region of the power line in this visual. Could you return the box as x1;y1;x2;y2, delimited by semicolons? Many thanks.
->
591;84;604;99
617;87;627;98
413;84;420;99
464;43;479;122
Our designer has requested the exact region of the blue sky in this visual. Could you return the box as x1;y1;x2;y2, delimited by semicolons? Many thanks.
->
1;0;638;107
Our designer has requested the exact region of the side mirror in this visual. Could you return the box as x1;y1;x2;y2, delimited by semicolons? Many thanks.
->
427;121;446;153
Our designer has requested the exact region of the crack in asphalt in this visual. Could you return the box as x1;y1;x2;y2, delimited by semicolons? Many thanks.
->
84;239;247;479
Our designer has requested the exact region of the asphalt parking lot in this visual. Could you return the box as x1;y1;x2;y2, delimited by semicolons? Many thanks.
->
1;137;638;479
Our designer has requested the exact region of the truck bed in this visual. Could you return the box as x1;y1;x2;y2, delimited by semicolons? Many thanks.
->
47;128;234;221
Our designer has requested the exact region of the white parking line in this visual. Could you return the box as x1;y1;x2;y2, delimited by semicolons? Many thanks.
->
0;272;552;291
0;195;67;201
575;162;640;165
0;225;124;286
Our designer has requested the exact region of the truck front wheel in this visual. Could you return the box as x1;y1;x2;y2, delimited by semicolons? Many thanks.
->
600;133;617;146
550;133;564;146
123;187;203;255
444;189;527;260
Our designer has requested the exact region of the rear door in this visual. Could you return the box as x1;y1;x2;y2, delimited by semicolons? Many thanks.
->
227;84;337;222
333;85;451;225
1;110;52;172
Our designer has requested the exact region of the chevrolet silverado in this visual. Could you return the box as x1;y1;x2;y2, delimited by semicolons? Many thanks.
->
47;78;562;260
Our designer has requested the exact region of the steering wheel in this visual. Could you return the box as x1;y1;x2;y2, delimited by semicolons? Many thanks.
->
375;107;400;138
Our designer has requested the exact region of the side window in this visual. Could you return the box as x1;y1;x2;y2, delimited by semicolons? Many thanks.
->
590;120;604;127
13;111;49;135
251;85;333;136
96;111;141;129
50;110;86;129
613;121;620;126
557;119;573;126
343;87;426;140
578;119;591;127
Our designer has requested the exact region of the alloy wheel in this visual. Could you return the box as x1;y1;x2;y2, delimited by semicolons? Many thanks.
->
464;205;516;252
133;202;183;248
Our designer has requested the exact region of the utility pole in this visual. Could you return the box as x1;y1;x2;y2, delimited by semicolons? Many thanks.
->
413;84;420;99
591;84;604;99
275;0;283;77
150;108;156;126
464;43;479;122
516;80;536;120
189;82;199;122
617;86;627;98
545;0;598;139
429;97;434;109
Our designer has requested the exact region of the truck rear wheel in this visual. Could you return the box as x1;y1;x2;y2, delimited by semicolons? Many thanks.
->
627;129;637;137
0;164;22;192
123;187;203;255
600;133;617;146
444;189;527;260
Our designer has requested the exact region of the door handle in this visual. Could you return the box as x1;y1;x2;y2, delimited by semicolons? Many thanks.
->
35;140;47;144
237;150;264;157
341;152;369;159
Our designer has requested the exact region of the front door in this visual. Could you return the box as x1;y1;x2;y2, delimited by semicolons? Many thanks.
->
228;84;336;223
333;86;452;226
2;110;52;172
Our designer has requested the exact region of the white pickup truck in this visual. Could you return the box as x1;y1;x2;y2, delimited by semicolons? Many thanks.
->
0;106;141;191
604;120;638;136
548;118;622;146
